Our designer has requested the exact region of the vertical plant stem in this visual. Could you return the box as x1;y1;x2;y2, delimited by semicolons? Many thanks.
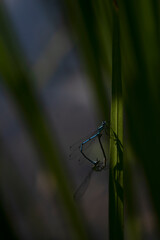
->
109;2;123;239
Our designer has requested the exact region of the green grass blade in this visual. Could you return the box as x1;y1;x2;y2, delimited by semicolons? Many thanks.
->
121;0;160;229
109;3;123;239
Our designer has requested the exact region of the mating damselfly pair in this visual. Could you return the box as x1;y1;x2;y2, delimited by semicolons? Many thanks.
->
69;121;113;171
69;121;111;200
69;121;123;200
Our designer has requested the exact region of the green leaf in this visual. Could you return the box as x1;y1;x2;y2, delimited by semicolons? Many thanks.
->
109;3;123;240
121;0;160;229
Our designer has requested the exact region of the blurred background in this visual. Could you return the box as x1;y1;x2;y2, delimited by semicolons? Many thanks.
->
1;0;160;240
0;0;109;239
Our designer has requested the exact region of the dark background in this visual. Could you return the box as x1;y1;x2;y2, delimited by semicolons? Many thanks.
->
0;1;109;239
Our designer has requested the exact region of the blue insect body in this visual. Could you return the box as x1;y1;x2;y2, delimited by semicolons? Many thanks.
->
79;121;109;171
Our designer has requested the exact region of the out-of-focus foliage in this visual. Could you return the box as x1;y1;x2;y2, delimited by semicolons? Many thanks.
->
0;2;88;240
63;0;113;121
120;1;160;238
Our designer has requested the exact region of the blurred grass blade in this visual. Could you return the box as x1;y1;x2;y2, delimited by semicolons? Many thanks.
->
63;0;112;120
0;196;18;239
120;0;160;230
0;3;88;239
109;2;123;239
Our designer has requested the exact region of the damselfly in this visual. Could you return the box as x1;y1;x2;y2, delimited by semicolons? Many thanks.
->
69;121;110;199
70;121;111;169
80;121;110;170
70;121;123;200
70;121;110;166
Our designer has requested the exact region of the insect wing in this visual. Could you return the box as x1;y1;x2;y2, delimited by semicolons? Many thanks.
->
73;168;94;201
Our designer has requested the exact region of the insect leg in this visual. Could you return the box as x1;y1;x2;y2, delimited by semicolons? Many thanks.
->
80;134;99;166
98;134;107;167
